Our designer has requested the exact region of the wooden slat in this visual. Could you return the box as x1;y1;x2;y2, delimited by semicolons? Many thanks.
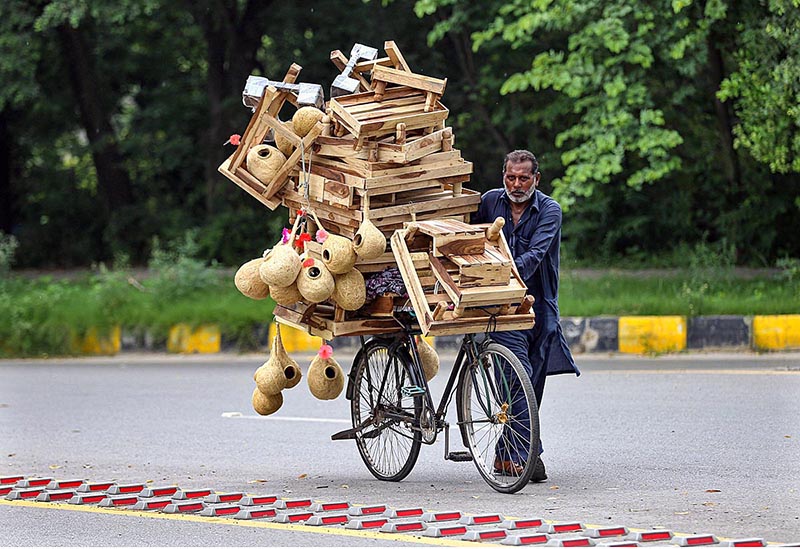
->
391;230;433;334
372;65;447;95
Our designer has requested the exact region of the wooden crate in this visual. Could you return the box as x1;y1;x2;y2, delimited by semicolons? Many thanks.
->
328;87;449;144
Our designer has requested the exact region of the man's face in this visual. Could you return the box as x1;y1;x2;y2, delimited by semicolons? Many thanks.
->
503;160;539;204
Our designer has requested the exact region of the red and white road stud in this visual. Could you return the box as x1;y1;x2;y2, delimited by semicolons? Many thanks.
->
674;534;719;546
199;504;242;517
273;511;314;523
0;486;15;497
380;521;428;533
139;486;179;498
306;514;350;526
132;498;173;511
274;497;312;509
45;479;84;490
239;494;277;506
234;506;277;520
585;526;630;538
501;518;545;530
384;507;424;519
0;475;24;485
204;492;244;504
540;522;585;534
627;530;673;543
68;492;107;505
502;533;551;546
161;500;206;514
462;529;509;542
595;543;639;547
309;501;349;512
77;481;114;493
423;525;469;537
171;488;213;500
719;539;766;547
107;483;146;495
421;510;462;522
5;488;44;500
347;504;387;516
98;495;139;507
345;518;388;530
543;537;596;547
14;477;53;488
462;513;505;526
36;489;75;502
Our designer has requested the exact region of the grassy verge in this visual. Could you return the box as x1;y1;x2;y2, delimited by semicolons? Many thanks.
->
1;267;798;358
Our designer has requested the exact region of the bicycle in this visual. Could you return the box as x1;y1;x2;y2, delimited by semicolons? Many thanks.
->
331;311;540;493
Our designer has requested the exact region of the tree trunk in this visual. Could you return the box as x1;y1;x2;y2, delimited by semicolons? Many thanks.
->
193;0;275;216
707;33;742;193
58;25;133;216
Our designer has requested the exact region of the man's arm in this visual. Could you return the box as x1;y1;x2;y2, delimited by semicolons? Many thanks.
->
514;201;562;277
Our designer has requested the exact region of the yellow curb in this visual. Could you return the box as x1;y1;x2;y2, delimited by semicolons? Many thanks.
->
268;322;323;353
618;316;686;354
71;326;121;355
753;314;800;350
167;324;221;354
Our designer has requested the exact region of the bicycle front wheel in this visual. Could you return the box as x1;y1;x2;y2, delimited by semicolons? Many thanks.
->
457;342;539;493
351;339;422;482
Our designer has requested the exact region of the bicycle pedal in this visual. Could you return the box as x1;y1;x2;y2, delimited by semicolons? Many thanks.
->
446;451;473;462
401;386;426;397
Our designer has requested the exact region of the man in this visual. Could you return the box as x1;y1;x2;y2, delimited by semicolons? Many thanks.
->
472;149;580;482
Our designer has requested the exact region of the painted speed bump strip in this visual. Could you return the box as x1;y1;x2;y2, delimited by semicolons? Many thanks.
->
619;316;686;354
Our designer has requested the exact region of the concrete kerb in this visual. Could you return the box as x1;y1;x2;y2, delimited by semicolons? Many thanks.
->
100;315;800;356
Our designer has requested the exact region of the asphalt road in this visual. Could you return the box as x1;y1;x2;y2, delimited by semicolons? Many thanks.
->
1;351;799;545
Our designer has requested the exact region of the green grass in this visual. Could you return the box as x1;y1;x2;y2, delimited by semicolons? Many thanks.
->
560;271;800;316
1;267;798;357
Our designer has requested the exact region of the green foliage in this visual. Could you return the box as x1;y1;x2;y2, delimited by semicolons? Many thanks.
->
717;0;800;173
145;230;220;301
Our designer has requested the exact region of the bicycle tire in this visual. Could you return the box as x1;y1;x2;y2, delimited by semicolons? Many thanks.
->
456;341;539;493
351;338;423;482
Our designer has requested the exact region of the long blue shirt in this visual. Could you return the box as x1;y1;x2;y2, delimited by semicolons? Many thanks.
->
473;188;578;377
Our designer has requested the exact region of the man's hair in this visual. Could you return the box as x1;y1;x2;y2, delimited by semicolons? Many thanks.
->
503;150;539;174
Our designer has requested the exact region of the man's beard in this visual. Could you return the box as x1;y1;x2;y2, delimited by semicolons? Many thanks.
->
505;185;536;203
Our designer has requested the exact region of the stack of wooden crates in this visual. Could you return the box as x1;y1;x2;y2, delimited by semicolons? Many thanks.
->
218;41;535;338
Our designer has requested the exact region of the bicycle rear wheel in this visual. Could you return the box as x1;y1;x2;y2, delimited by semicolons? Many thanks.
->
457;341;539;493
351;338;422;482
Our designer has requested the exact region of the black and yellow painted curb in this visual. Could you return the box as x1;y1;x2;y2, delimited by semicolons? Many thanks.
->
72;315;800;356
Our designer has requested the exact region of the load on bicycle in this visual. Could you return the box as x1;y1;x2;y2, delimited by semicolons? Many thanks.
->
221;41;541;493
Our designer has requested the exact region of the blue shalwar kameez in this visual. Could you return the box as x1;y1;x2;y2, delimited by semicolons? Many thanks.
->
473;188;580;463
